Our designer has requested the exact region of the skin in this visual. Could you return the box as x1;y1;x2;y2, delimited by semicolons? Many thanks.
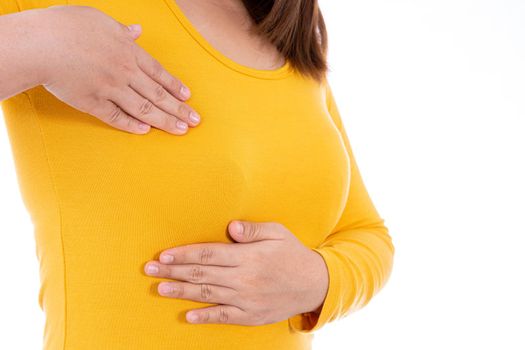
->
0;5;200;135
175;0;286;70
143;1;329;326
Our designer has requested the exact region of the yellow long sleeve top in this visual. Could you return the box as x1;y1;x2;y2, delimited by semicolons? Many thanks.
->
1;1;395;349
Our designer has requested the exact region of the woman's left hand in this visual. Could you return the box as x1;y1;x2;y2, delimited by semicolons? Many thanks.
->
144;220;329;326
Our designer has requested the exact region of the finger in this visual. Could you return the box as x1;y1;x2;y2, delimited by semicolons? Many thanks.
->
115;20;142;41
159;243;243;267
134;44;191;101
145;262;237;286
129;69;200;127
186;305;250;325
109;86;189;135
231;221;287;242
126;23;142;40
89;98;151;134
157;280;238;306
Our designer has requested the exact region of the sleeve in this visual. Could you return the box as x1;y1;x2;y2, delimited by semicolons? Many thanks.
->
0;0;21;16
288;82;396;333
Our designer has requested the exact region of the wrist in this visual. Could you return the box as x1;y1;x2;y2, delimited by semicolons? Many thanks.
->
31;8;61;86
15;8;58;87
305;249;329;314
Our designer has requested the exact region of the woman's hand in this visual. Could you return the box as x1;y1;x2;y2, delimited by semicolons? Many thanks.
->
144;221;329;326
36;5;200;135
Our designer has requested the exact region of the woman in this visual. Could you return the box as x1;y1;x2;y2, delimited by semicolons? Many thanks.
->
0;1;395;349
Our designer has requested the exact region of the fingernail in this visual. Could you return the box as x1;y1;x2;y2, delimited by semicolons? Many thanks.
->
176;120;188;130
128;24;141;32
235;221;244;235
180;85;191;99
159;283;173;294
160;254;174;264
187;312;199;323
138;122;150;131
146;264;159;274
189;112;200;124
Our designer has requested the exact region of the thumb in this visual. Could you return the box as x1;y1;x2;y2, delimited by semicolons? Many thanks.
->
126;23;142;40
228;220;284;243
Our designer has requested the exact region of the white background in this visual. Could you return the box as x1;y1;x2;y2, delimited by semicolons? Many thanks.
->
1;1;524;349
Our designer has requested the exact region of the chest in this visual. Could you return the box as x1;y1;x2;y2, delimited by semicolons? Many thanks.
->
174;0;285;71
20;0;351;247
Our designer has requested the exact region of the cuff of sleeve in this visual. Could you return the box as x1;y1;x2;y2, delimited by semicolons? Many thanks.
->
288;247;341;334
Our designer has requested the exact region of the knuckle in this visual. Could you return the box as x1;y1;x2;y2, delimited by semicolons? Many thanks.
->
153;84;167;103
108;105;123;124
176;102;187;117
151;59;164;80
113;45;137;71
166;267;176;279
218;306;229;323
245;224;259;240
162;115;177;132
200;284;212;301
190;265;205;283
102;72;124;90
199;247;214;265
138;99;154;116
126;116;135;130
169;77;182;93
174;283;184;298
119;60;136;74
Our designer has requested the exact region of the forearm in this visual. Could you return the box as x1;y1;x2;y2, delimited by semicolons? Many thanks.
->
0;9;51;101
288;82;395;333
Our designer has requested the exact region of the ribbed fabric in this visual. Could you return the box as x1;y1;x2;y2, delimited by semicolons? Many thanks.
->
1;1;395;349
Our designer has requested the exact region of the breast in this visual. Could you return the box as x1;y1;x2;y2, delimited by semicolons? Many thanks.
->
24;70;350;250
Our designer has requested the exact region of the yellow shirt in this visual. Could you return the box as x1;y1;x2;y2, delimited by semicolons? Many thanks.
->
1;1;395;349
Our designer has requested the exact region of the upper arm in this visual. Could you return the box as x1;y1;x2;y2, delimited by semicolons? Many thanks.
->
324;81;389;234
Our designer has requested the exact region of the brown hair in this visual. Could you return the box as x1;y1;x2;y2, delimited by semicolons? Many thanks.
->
241;0;328;82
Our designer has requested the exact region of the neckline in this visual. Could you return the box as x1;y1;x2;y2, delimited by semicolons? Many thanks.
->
162;0;294;80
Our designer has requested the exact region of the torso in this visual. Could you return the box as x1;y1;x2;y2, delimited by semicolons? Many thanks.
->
1;1;350;349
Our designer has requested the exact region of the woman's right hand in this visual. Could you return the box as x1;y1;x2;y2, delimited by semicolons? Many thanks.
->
36;5;200;135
